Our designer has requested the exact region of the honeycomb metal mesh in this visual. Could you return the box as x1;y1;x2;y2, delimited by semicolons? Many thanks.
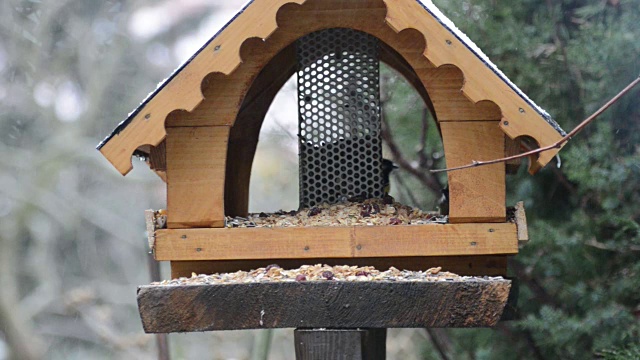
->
297;28;382;208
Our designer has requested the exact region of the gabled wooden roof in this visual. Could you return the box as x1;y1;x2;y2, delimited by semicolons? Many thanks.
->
98;0;565;175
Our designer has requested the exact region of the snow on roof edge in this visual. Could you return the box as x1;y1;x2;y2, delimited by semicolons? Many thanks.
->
416;0;565;136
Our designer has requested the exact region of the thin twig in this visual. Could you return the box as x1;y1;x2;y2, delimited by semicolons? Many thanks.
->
431;76;640;173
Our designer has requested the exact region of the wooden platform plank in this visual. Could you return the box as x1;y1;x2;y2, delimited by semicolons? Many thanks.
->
353;223;515;257
154;223;518;261
137;279;511;333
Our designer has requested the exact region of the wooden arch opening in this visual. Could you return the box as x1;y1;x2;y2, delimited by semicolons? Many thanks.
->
160;0;511;229
224;27;439;217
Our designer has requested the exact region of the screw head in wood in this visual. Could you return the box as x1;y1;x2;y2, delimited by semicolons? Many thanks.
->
181;235;187;239
356;244;362;250
503;121;509;126
214;45;221;52
445;39;452;45
470;242;478;246
144;113;151;120
304;246;310;251
196;248;202;252
519;108;525;113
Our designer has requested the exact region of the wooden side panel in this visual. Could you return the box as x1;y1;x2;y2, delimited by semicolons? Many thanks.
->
166;126;229;228
169;255;509;279
159;226;353;260
154;223;517;261
354;223;514;257
440;121;506;223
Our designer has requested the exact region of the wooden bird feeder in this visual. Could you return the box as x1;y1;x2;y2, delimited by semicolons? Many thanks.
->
99;0;564;354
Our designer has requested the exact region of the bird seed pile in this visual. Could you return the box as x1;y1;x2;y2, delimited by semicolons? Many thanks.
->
225;197;447;228
154;264;503;286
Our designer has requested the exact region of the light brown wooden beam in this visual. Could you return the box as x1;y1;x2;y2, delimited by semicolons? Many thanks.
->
154;223;518;261
441;121;506;223
166;126;229;229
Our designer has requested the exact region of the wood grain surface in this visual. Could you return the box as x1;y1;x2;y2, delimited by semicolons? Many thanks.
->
154;223;519;261
137;279;511;332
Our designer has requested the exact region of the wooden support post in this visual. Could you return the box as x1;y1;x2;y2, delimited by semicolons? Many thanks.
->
294;329;386;360
440;121;506;223
165;126;229;229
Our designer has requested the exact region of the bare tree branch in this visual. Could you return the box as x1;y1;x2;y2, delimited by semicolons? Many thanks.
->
431;76;640;173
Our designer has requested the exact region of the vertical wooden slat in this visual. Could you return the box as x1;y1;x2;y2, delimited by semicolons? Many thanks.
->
166;126;229;228
504;135;522;174
149;140;167;171
441;121;506;223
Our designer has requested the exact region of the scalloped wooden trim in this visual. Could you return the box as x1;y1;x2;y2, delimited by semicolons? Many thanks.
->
383;0;564;171
99;0;307;175
101;0;563;176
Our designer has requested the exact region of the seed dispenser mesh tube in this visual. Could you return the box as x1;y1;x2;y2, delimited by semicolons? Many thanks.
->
297;28;382;208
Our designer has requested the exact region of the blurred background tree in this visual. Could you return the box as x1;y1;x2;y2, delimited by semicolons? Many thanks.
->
0;0;637;359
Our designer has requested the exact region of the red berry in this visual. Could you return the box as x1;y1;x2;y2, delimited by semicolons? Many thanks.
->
322;271;334;280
